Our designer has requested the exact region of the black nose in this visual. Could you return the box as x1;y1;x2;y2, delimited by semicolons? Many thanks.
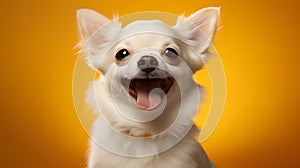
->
137;56;159;73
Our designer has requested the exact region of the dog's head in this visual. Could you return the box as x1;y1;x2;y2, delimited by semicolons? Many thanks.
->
77;8;219;122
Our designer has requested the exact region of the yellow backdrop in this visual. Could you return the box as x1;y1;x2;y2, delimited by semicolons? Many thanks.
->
1;0;299;167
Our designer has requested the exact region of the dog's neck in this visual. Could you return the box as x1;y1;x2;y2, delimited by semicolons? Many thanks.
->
91;116;195;157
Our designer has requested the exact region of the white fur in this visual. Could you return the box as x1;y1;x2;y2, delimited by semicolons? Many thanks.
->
76;7;220;168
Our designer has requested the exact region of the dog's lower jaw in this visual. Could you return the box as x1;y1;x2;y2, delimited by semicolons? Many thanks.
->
88;124;213;168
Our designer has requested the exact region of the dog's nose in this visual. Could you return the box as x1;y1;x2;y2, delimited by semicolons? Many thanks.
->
137;56;158;73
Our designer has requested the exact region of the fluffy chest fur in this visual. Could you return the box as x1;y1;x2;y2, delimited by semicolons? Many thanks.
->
88;122;212;168
86;80;214;168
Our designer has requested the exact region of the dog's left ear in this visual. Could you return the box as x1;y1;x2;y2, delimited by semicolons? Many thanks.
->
174;7;220;71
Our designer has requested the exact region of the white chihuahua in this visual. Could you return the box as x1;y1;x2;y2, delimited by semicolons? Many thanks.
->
76;7;219;168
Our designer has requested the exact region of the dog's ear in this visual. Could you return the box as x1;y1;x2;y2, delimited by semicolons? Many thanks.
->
77;9;111;40
173;7;220;71
76;9;121;72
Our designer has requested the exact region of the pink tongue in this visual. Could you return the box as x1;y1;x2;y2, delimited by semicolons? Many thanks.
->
136;89;162;110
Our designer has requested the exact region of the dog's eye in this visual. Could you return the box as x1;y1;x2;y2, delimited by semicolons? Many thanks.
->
116;49;130;60
164;48;178;58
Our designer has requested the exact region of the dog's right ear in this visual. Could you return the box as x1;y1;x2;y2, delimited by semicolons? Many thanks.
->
77;9;111;40
76;9;121;72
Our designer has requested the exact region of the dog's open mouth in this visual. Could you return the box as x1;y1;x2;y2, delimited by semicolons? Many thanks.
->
122;73;174;111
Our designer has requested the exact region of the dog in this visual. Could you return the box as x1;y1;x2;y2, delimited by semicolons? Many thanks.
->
76;7;219;168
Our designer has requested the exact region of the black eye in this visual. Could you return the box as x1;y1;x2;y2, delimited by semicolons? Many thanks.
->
164;48;178;58
116;49;130;60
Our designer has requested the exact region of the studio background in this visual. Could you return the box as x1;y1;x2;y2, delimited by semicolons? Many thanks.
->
0;0;299;167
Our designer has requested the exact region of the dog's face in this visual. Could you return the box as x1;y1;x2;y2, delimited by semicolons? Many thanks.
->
112;33;179;111
77;8;219;122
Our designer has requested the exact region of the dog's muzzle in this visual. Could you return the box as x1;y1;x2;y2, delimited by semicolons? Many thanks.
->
122;57;174;111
